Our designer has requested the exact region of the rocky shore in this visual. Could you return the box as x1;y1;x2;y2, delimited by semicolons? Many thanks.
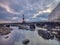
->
0;27;12;35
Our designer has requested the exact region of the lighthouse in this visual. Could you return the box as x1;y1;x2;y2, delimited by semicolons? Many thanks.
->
22;14;25;23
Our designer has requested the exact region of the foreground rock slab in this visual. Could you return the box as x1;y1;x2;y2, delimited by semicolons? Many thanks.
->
0;27;12;35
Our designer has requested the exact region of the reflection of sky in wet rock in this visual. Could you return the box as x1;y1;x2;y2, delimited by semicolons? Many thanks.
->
0;0;60;21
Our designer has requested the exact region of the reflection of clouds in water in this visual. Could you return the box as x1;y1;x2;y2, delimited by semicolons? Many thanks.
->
0;27;26;45
15;30;60;45
0;33;15;45
0;26;60;45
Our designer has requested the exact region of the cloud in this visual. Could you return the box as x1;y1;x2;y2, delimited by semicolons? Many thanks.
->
32;7;52;18
0;3;20;14
0;0;60;21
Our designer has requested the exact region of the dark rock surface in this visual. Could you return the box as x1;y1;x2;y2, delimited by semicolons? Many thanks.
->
23;39;30;45
0;27;12;35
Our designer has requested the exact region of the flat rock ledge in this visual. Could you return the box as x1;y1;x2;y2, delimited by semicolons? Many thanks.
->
0;27;12;35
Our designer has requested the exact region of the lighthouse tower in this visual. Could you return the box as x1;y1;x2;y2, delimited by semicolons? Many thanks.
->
22;15;25;23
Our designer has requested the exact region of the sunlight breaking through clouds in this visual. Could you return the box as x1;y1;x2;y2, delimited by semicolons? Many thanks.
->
32;8;52;18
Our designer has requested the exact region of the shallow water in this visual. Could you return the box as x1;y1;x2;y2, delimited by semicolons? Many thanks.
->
0;26;60;45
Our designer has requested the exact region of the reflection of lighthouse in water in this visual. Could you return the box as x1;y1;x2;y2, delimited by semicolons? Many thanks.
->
22;15;25;23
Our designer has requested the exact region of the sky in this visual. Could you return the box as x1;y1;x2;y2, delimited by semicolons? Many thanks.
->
0;0;60;22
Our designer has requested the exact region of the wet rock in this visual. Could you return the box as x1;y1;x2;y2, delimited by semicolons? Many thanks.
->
55;31;60;39
5;36;9;39
30;25;35;29
0;27;12;35
23;39;30;45
6;25;10;27
30;24;35;31
38;30;54;39
19;25;30;30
